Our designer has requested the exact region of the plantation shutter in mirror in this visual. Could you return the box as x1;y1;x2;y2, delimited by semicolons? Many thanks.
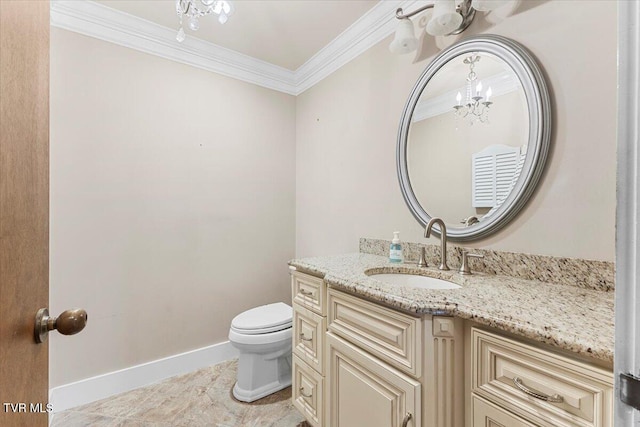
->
472;145;520;208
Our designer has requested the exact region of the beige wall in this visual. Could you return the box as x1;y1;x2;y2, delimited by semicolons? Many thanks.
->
50;28;296;387
296;0;617;262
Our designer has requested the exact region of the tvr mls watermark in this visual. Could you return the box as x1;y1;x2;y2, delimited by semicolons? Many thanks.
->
3;402;53;413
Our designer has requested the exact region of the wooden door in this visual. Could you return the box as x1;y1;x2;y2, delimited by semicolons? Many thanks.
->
326;333;421;427
0;1;50;426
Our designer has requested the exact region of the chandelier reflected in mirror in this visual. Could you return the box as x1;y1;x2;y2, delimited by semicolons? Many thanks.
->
453;54;493;125
176;0;234;42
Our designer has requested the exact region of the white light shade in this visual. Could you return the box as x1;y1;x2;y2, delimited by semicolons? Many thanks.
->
427;0;463;36
389;18;418;54
472;0;510;12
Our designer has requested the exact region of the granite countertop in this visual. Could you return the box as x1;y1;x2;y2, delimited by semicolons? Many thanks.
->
289;253;614;363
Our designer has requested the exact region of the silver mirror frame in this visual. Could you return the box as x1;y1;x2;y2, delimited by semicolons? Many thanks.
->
396;35;551;241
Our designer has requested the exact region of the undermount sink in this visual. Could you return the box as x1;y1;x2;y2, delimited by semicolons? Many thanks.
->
369;273;461;290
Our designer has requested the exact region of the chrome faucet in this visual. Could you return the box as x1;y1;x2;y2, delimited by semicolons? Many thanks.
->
425;217;450;271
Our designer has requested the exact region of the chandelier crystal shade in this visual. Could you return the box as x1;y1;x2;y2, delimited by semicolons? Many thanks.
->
176;0;234;42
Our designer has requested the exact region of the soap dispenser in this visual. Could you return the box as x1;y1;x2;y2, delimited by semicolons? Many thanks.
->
389;231;403;263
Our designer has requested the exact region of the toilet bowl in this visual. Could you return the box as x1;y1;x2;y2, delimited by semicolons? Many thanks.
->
228;302;293;402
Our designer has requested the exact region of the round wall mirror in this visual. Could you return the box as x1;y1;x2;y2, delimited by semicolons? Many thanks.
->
397;35;551;241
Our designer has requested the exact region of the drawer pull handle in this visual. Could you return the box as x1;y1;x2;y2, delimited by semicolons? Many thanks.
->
513;377;564;403
299;387;313;398
299;289;314;297
401;412;412;427
299;332;313;342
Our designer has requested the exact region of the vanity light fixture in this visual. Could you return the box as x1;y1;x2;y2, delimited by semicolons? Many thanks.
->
176;0;234;42
389;0;508;54
453;54;493;125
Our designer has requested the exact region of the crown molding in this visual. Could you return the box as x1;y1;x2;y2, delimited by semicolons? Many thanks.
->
50;1;298;94
293;0;421;95
50;0;421;96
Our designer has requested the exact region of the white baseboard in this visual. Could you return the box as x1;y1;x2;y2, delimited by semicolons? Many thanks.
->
49;341;238;414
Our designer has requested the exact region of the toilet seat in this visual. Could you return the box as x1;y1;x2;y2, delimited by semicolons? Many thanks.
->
230;302;292;335
228;325;291;346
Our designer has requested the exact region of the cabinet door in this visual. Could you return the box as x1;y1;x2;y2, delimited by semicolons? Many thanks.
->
472;394;537;427
326;333;421;427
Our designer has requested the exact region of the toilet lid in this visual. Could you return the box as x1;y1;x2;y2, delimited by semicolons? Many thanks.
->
231;302;292;335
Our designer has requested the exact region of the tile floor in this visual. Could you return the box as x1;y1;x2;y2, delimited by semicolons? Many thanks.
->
52;360;308;427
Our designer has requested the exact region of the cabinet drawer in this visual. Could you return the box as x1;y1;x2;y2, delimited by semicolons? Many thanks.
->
471;328;613;427
327;288;421;377
472;394;536;427
292;271;326;316
292;354;324;427
293;304;326;375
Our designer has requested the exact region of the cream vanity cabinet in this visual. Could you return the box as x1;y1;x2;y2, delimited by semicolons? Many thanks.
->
291;270;466;427
467;327;614;427
291;271;327;427
291;270;614;427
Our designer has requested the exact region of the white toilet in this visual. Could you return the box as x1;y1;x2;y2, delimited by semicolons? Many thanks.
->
228;302;293;402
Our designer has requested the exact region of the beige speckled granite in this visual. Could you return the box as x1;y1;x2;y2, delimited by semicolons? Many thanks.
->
289;253;614;363
360;238;615;292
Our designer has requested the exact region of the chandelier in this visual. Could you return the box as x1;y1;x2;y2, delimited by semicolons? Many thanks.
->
176;0;234;43
453;54;493;125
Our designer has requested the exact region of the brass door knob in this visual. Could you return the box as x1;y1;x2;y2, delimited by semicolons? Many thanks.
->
35;308;87;343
